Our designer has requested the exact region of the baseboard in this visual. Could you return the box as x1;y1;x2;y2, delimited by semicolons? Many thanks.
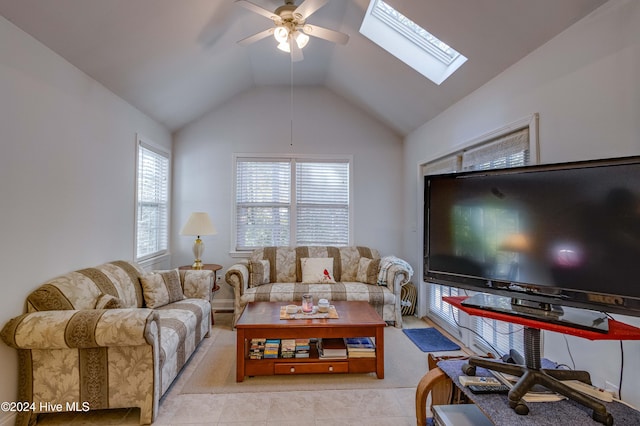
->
0;412;15;426
211;298;233;311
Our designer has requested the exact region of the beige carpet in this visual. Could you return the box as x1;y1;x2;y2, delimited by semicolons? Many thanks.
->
181;313;430;394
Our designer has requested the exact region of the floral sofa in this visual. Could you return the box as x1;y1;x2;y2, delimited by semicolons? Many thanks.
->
225;246;413;328
0;261;213;426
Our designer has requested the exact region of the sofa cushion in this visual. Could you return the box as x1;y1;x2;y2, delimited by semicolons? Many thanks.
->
357;257;381;285
140;269;185;308
241;282;395;305
249;260;270;287
155;298;210;395
300;258;336;284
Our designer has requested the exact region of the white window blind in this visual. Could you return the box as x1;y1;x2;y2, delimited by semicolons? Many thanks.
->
296;161;349;246
234;157;351;251
136;142;169;261
462;128;529;171
423;153;463;333
236;160;291;250
425;125;531;356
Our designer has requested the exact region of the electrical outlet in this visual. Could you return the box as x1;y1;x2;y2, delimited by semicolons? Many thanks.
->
604;381;619;399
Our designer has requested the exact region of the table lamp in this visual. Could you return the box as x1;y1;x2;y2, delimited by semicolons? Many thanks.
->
180;212;217;269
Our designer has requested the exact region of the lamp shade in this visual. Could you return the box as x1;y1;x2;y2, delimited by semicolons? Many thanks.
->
180;212;217;236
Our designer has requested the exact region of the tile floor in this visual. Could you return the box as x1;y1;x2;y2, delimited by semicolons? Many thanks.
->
34;314;466;426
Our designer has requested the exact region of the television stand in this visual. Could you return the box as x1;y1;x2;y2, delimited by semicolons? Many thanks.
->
444;296;640;426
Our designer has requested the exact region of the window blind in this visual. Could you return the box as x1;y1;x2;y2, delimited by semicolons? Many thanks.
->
235;159;291;250
136;143;169;260
463;127;529;356
424;125;531;356
423;154;462;333
462;128;529;171
296;161;349;246
234;157;351;250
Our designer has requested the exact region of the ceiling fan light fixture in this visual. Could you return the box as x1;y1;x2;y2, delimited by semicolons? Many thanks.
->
274;26;290;43
295;31;309;49
276;30;309;53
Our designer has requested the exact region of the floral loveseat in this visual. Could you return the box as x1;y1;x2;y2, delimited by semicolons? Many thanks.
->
0;261;212;426
225;246;413;328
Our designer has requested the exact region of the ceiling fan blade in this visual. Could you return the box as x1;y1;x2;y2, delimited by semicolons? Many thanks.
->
302;24;349;45
235;0;280;22
294;0;328;20
290;38;304;62
238;28;274;46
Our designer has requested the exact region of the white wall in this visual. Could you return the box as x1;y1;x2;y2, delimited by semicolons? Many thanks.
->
0;17;170;424
172;86;404;308
404;0;640;407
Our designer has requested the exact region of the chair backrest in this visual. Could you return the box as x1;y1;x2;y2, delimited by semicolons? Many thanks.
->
415;367;454;426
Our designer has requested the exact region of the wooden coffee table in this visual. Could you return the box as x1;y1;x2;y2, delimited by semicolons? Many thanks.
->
235;301;385;382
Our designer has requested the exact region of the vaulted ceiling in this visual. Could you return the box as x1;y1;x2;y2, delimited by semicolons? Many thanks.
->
0;0;607;135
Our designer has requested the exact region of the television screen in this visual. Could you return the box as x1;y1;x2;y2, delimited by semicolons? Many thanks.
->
424;156;640;319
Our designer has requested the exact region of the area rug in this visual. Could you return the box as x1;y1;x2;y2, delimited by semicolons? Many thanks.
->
402;328;461;352
180;317;429;394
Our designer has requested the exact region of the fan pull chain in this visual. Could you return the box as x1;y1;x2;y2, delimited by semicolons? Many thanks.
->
290;58;294;147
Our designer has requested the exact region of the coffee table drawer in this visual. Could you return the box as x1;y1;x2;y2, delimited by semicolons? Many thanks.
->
275;361;349;375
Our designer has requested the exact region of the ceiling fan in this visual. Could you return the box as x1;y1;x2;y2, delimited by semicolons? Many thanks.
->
236;0;349;62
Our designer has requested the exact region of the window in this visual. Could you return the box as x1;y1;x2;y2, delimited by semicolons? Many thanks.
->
360;0;467;84
135;138;170;261
234;156;351;251
423;117;538;356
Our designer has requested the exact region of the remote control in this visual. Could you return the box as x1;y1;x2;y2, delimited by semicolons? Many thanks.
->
459;375;501;386
468;384;510;394
562;380;614;402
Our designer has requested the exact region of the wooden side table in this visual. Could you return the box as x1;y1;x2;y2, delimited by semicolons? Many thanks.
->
179;263;222;325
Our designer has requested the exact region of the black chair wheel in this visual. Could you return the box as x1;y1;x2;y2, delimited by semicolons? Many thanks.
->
592;411;613;426
513;402;529;415
461;363;476;376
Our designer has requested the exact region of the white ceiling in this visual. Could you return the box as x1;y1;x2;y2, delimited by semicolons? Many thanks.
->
0;0;607;135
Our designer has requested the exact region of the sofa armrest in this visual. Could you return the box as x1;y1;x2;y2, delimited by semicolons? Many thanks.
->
180;269;214;300
1;308;158;350
225;263;249;296
382;262;413;295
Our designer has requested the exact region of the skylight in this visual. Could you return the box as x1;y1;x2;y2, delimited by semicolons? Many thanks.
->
360;0;467;84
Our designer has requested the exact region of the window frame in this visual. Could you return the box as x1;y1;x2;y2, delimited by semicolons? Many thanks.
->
231;153;353;256
134;135;171;263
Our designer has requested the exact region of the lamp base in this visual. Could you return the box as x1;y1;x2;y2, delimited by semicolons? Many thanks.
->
192;237;205;270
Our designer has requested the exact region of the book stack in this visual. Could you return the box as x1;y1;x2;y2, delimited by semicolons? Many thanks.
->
344;336;376;358
280;339;296;359
249;338;266;360
264;339;280;359
318;337;347;359
295;338;310;358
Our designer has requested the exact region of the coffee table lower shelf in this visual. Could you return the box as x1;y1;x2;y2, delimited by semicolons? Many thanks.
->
235;301;385;382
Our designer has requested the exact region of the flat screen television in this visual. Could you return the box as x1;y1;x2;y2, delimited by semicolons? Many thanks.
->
424;156;640;332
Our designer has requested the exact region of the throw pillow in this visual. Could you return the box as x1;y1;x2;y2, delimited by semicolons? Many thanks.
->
140;269;185;308
301;257;336;284
357;257;381;285
94;293;124;309
249;260;271;287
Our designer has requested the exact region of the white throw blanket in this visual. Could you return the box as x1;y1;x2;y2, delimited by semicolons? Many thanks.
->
377;256;413;286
